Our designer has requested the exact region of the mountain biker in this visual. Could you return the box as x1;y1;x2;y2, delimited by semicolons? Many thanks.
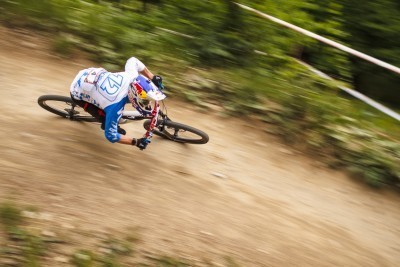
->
69;57;166;150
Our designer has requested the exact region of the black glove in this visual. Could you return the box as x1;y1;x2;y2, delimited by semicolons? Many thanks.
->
151;75;164;90
136;137;151;150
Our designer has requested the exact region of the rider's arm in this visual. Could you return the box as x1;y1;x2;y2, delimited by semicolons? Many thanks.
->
103;100;137;145
103;103;124;144
139;67;154;80
102;110;137;145
103;99;158;147
119;135;137;145
119;111;158;146
125;57;154;80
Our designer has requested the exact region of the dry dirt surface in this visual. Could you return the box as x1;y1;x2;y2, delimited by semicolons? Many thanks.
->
1;27;400;267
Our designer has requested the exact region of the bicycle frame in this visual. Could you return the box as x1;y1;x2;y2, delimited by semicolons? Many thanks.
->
122;110;144;118
38;95;209;144
122;100;168;119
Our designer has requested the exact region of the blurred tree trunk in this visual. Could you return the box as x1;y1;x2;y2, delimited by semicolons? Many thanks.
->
341;0;400;105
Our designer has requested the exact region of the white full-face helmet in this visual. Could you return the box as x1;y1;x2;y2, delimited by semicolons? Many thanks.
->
127;75;166;116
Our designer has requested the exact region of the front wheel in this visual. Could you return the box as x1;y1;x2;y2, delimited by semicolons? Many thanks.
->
143;120;209;144
38;95;97;122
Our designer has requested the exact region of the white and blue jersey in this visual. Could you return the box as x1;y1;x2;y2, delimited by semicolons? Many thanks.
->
70;57;145;143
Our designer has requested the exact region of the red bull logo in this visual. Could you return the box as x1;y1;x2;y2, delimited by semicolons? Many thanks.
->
134;81;147;99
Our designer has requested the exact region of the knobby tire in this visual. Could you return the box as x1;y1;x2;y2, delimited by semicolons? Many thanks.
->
143;120;209;144
37;95;97;122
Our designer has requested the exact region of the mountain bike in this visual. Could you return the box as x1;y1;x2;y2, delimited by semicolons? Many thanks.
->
37;95;209;144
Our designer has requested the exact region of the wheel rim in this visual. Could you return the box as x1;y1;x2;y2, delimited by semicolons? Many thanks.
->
163;126;203;142
143;119;209;144
43;99;73;115
42;100;95;119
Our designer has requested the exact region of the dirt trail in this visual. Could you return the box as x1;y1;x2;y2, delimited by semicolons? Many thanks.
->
1;27;400;266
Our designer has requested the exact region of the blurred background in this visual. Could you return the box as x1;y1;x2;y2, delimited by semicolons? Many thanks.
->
0;0;400;266
1;0;398;186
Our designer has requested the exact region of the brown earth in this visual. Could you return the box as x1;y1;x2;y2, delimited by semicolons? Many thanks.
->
1;26;400;266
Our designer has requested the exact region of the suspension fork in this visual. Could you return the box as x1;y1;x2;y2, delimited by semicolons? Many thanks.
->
157;111;170;132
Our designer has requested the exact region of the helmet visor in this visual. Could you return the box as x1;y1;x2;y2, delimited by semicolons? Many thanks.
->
134;75;166;101
147;88;166;101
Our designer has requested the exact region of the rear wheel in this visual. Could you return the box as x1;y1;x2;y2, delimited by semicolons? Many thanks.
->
37;95;97;122
143;120;209;144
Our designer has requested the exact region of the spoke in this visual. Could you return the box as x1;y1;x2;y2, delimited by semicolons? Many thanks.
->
173;128;179;138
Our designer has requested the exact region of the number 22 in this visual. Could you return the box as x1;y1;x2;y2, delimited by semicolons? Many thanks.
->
99;74;124;95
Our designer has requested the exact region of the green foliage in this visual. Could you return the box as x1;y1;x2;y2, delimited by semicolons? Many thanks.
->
152;256;189;267
0;203;244;266
1;0;399;188
52;33;77;57
170;55;400;187
341;0;400;104
158;0;255;66
102;237;133;256
0;203;47;267
10;228;46;266
0;201;23;229
71;250;96;267
71;235;135;267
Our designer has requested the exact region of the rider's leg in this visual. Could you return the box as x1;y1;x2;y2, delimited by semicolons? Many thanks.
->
70;96;126;135
70;97;104;121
